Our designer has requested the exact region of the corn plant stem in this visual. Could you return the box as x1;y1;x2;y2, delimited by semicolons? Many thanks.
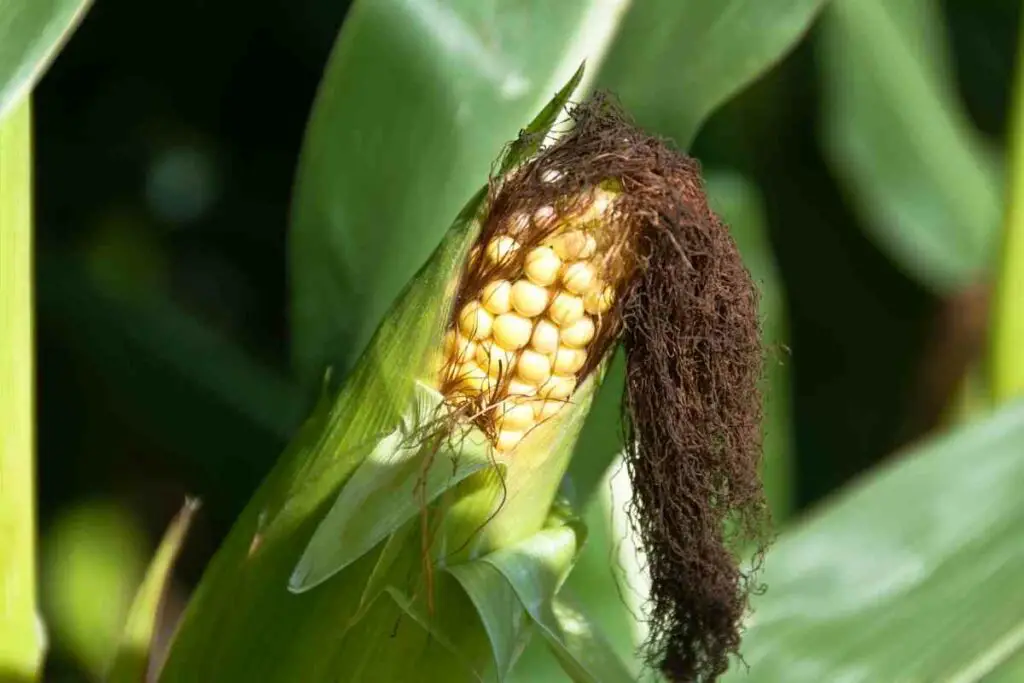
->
0;98;40;679
991;8;1024;403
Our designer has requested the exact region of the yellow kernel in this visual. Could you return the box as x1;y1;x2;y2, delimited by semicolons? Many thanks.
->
539;374;576;400
524;247;561;286
492;313;533;350
486;236;520;264
454;362;488;393
495;402;535;431
476;341;516;378
562;261;596;295
495;430;525;452
534;205;556;224
553;346;586;375
580;234;597;259
560;317;595;347
549;292;585;327
534;399;566;421
517;349;552;385
444;330;477;363
511;279;550;317
506;378;537;398
551;231;589;260
584;286;615;314
530;319;560;355
481;280;512;315
458;300;493;340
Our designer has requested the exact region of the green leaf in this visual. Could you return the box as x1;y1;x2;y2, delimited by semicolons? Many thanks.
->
819;0;1003;292
107;499;199;683
289;383;496;592
0;0;93;122
447;558;532;681
597;0;828;148
289;0;629;389
0;96;40;680
990;7;1024;404
481;522;633;683
724;399;1024;682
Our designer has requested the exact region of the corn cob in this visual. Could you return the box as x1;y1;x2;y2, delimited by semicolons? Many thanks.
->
436;184;622;452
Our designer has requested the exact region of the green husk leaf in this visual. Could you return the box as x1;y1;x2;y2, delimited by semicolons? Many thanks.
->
480;518;633;683
819;0;1002;292
498;61;585;177
0;0;93;122
447;557;532;681
289;382;497;592
107;499;199;683
723;399;1024;682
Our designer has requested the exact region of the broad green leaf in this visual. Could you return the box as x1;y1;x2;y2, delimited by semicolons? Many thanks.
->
571;0;824;507
107;499;199;683
0;0;93;122
289;0;630;390
447;560;532;681
289;383;496;592
724;399;1024;682
0;96;40;679
598;0;828;148
819;0;1002;292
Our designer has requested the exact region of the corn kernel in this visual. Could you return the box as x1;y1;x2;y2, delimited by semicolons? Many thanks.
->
486;236;520;264
495;430;525;452
584;286;615;314
444;330;477;363
511;279;550;317
481;280;512;315
476;341;516;378
553;346;586;374
580;234;598;259
524;247;561;286
458;300;493;340
454;362;489;393
534;205;556;224
562;261;595;295
495;402;535;431
492;313;533;349
539;374;576;400
530;319;560;355
517;349;552;385
549;292;584;327
560;316;595;347
551;230;589;260
506;378;537;398
508;212;530;235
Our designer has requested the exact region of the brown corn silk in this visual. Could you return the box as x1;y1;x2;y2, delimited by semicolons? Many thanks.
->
433;94;768;682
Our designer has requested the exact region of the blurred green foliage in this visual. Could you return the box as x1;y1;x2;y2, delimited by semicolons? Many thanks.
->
6;0;1023;680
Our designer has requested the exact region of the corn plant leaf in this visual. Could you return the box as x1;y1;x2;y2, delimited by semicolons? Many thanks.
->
0;0;93;122
480;520;634;683
0;97;41;679
723;399;1024;682
447;557;533;681
289;0;629;390
289;382;498;593
819;0;1002;292
107;499;199;683
597;0;828;148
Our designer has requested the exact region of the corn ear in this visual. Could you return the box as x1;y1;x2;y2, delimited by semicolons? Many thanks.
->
158;70;608;683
